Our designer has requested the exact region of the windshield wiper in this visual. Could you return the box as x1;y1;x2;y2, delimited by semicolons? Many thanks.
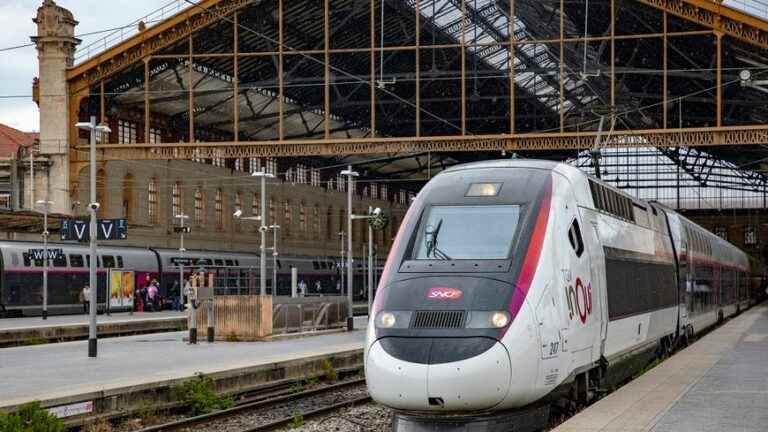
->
425;219;451;260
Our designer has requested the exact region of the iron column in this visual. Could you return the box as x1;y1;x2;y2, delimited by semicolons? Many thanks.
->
270;224;280;294
36;200;53;320
341;167;359;331
176;214;189;311
253;170;274;296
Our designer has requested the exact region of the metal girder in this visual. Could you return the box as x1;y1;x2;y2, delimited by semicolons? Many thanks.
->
635;0;768;49
70;125;768;160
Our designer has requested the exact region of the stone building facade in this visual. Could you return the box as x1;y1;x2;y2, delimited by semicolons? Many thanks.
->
28;1;409;258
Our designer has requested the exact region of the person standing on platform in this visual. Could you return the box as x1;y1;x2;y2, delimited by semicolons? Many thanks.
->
147;280;159;312
80;285;91;314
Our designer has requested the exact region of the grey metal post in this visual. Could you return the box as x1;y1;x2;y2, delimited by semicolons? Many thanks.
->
368;222;374;315
189;274;198;344
177;214;188;311
291;267;298;298
260;174;267;296
342;167;358;331
339;231;345;296
42;202;48;320
88;116;98;358
271;224;280;295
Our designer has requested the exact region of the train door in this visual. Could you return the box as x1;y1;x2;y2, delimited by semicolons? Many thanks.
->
574;209;605;364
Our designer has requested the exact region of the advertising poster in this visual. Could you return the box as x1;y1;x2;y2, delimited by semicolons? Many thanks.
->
110;270;135;309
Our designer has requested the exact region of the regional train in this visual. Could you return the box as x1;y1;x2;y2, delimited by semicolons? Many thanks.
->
0;241;370;317
365;160;764;431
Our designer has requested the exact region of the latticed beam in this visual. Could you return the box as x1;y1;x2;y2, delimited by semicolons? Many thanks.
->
70;125;768;160
67;0;255;94
635;0;768;49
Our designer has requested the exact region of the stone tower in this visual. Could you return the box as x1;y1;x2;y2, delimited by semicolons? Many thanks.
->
31;0;80;215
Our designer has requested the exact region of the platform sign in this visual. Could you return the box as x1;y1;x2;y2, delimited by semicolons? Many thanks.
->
60;218;128;241
26;248;64;260
48;401;94;419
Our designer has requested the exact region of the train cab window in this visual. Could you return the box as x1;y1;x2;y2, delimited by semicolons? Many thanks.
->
225;259;234;266
102;255;116;268
117;256;124;268
568;220;585;258
70;254;84;267
52;253;67;268
412;205;522;260
214;259;224;266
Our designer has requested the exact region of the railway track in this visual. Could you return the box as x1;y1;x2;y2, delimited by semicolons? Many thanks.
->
135;378;370;432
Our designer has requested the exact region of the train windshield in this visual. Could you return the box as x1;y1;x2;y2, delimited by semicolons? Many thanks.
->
412;205;521;260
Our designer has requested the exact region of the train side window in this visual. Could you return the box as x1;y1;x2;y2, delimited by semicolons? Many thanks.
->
214;259;224;266
22;252;32;267
313;261;320;270
568;220;585;258
117;256;124;268
225;259;234;266
10;253;18;266
277;259;282;269
234;260;240;267
70;254;84;267
52;253;67;267
102;255;116;268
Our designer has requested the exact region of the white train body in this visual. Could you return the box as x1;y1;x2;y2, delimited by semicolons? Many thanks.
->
365;160;752;419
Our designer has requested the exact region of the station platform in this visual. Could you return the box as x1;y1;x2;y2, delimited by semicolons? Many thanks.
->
0;316;367;423
0;311;187;346
553;304;768;432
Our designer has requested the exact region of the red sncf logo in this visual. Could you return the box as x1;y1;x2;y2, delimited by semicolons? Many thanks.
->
427;287;463;300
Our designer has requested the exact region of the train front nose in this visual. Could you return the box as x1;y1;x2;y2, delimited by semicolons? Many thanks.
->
366;337;512;411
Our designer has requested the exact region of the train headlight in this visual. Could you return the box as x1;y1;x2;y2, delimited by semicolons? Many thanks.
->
375;311;412;329
380;312;397;328
491;312;510;328
467;311;511;328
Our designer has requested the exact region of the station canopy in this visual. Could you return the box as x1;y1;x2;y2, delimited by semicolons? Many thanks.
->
68;0;768;201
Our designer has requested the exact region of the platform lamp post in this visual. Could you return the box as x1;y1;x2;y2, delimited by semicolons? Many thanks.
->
35;199;53;320
351;207;382;317
252;170;275;296
269;224;280;294
174;214;190;312
234;209;262;293
338;231;345;296
341;167;359;331
76;116;111;358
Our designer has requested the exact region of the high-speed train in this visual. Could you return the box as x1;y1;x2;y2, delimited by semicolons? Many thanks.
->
0;240;370;317
365;160;761;431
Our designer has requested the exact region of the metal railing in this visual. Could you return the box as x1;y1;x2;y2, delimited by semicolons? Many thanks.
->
74;0;188;64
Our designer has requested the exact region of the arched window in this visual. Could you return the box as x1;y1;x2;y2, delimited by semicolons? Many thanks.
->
299;202;307;232
148;178;158;225
122;173;134;222
96;169;107;217
326;206;333;240
172;182;182;217
194;188;205;226
284;200;292;236
234;192;242;232
215;189;224;230
269;198;275;227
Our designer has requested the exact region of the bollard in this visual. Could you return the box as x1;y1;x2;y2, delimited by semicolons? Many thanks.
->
189;300;197;344
207;300;214;343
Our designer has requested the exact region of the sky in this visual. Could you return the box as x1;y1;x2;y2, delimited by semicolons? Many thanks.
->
0;0;164;132
0;0;764;133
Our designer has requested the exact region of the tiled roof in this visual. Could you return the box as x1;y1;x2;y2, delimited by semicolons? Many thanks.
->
0;124;37;158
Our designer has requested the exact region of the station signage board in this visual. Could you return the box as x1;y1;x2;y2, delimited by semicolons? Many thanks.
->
26;248;64;260
60;218;128;242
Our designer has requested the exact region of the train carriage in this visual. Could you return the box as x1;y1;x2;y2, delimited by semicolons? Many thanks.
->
365;160;757;432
